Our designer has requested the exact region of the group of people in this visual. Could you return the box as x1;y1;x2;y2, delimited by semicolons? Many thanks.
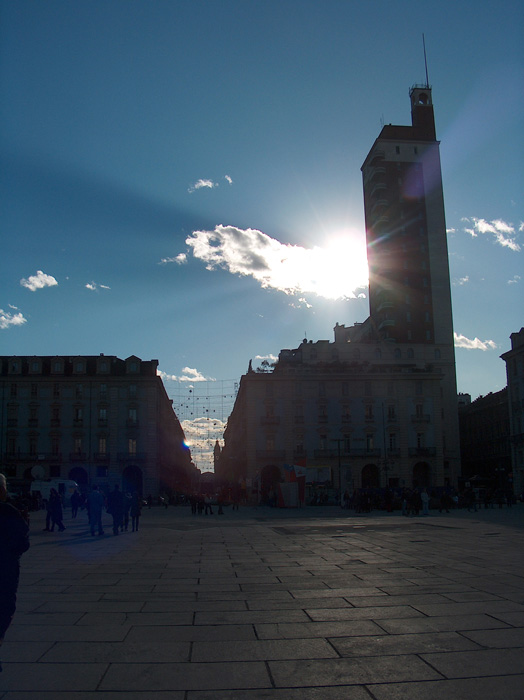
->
88;485;142;536
41;485;143;537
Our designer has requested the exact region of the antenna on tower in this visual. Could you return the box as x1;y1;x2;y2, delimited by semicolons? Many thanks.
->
422;33;430;88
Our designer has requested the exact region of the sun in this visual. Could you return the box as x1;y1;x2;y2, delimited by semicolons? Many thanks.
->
307;229;369;300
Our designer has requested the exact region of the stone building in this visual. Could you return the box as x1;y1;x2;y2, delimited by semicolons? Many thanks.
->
501;328;524;496
0;354;193;495
458;388;511;485
219;83;461;500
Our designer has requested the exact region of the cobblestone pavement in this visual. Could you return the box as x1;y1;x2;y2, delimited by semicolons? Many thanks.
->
1;503;523;699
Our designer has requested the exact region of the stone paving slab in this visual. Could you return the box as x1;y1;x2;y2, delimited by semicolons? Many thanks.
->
0;503;523;698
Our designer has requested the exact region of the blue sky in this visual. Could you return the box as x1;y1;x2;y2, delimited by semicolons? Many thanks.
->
1;1;523;470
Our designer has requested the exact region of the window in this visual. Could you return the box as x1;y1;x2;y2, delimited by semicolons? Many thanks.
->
389;433;397;449
416;403;424;417
265;436;275;451
344;437;351;453
31;383;38;398
417;432;425;448
98;437;107;455
99;407;107;421
76;385;83;399
53;383;60;398
319;435;327;450
406;312;411;323
10;384;17;398
128;384;137;398
395;146;400;154
51;437;60;455
128;408;137;423
435;349;441;360
74;407;83;421
74;361;85;374
128;439;137;456
366;434;374;450
394;348;401;359
365;404;374;420
388;404;396;420
7;437;16;455
74;438;82;454
29;438;37;456
342;382;349;396
100;384;108;399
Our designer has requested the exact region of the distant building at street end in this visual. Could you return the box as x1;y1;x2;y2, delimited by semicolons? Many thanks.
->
218;84;461;501
0;355;194;496
458;388;510;486
501;328;524;496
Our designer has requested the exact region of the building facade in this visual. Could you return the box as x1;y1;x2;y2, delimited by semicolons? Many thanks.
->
458;389;511;485
0;355;193;495
501;328;524;496
219;84;461;500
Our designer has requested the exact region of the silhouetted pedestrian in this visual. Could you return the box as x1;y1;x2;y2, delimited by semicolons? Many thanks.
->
88;485;105;536
0;473;30;672
107;485;124;535
130;492;141;532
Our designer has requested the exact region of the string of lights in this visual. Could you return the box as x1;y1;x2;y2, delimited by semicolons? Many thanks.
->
168;380;239;472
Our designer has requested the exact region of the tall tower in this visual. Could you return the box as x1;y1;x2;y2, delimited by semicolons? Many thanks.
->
361;85;460;485
361;85;454;348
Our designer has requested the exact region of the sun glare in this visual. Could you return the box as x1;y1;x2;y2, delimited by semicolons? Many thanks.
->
309;231;369;300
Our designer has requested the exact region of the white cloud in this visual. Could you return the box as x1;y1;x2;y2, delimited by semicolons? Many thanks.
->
159;253;187;265
452;275;470;286
185;224;368;301
508;275;521;285
85;281;111;291
20;270;58;292
225;175;233;185
0;308;27;329
158;367;215;383
188;179;218;193
255;354;278;362
454;332;497;351
461;217;521;252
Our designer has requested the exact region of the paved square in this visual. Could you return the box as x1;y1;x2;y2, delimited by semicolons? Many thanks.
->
1;503;523;699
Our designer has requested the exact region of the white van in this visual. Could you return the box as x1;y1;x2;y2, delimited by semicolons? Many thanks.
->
30;479;79;503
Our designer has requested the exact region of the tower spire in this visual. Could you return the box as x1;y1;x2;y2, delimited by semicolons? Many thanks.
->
422;33;430;88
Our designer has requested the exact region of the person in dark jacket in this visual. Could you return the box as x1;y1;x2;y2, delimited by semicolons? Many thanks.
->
107;484;124;536
0;473;30;671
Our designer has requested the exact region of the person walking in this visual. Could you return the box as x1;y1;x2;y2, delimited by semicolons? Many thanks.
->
0;473;30;672
107;484;124;536
49;488;65;531
130;492;141;532
87;485;105;536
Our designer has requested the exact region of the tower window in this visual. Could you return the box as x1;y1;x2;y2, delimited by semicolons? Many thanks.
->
395;146;400;154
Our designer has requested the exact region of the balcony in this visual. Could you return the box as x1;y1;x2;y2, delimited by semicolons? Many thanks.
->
117;452;147;461
377;300;394;313
260;416;280;425
70;452;87;461
371;198;389;216
378;318;396;331
94;452;110;461
411;414;431;423
409;447;436;457
256;450;286;461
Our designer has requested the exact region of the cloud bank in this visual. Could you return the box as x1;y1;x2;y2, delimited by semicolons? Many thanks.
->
20;270;58;292
454;332;497;351
462;217;522;252
158;367;215;383
185;225;368;301
0;308;27;329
